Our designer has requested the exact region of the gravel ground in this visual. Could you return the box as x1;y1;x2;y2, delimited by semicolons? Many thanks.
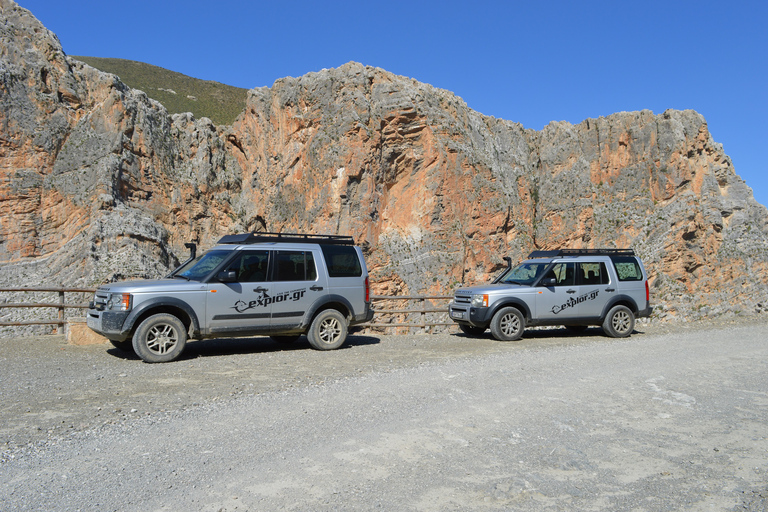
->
1;317;767;510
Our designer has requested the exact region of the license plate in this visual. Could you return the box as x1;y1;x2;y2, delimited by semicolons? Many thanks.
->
451;311;465;320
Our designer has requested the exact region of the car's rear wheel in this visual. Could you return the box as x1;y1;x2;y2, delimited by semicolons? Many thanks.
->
132;313;187;363
307;309;347;350
602;305;635;338
490;307;525;341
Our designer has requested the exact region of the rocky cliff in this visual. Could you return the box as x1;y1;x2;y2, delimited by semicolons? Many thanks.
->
1;0;767;330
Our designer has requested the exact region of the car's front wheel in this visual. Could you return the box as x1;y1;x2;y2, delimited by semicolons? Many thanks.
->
490;307;525;341
132;313;187;363
307;309;348;350
602;305;635;338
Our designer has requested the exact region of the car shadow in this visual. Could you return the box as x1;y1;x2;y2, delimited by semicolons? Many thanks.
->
452;326;643;340
107;334;381;361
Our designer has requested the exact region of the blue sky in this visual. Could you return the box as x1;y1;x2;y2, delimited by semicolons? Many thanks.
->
18;0;768;207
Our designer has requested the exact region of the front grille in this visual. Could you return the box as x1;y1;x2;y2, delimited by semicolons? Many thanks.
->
92;290;110;310
453;291;471;305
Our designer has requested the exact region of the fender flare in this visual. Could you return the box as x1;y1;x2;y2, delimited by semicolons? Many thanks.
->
123;297;201;337
488;298;533;323
600;294;640;319
301;294;355;327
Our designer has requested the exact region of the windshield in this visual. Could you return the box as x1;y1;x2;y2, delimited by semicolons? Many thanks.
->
498;262;549;285
174;250;230;281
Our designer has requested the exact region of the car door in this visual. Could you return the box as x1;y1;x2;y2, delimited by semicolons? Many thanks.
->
269;249;327;330
535;262;581;321
205;250;272;335
575;261;610;318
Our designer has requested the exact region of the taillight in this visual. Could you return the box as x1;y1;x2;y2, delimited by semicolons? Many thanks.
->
365;276;370;303
645;280;650;303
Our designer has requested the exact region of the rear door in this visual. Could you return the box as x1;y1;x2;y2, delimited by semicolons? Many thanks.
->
269;249;327;330
575;261;610;318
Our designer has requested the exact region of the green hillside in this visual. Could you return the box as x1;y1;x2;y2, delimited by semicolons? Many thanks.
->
74;56;248;125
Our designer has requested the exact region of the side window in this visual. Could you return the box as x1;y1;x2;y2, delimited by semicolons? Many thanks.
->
224;251;269;282
274;251;317;282
543;262;575;286
320;245;362;277
611;256;643;281
577;262;609;285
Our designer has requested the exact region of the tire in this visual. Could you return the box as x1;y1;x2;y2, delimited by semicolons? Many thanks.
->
307;309;348;350
602;305;635;338
490;307;525;341
271;335;301;344
459;324;486;336
132;313;187;363
109;338;134;352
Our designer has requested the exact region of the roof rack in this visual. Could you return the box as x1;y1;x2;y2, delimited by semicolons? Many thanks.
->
217;232;355;246
528;248;635;258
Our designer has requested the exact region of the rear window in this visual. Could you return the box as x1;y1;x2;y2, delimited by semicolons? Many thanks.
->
321;245;362;277
274;251;317;281
577;262;609;285
611;256;643;281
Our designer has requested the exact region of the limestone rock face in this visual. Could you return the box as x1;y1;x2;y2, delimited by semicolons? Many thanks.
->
1;0;767;327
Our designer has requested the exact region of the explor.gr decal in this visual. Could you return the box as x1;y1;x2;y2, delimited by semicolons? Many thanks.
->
233;288;307;313
551;290;600;315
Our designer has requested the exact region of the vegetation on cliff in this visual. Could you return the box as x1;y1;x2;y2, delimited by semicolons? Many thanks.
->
74;56;247;125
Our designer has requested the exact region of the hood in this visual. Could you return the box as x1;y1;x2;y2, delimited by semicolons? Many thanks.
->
454;283;530;296
97;278;205;293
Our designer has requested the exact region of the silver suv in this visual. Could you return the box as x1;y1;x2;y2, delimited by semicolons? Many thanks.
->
449;249;651;341
87;233;373;363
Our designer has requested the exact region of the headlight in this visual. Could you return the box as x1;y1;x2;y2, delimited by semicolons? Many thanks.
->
106;293;132;311
471;294;489;308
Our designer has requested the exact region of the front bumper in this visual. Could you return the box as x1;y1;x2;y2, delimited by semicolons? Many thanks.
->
86;308;131;341
448;302;491;327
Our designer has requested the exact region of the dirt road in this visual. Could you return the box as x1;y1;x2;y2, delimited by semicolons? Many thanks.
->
1;319;767;510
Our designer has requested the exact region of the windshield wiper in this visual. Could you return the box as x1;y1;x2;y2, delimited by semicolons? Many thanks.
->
173;274;191;281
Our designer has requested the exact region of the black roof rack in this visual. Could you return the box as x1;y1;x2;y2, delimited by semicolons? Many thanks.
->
217;232;355;246
528;248;635;258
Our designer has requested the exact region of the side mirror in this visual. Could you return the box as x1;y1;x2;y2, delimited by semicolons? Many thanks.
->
540;277;557;287
217;270;237;283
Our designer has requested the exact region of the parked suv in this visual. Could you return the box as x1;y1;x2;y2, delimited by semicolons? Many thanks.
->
449;249;651;341
87;233;374;363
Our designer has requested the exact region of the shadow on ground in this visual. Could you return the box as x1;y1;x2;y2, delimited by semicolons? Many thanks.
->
107;334;382;361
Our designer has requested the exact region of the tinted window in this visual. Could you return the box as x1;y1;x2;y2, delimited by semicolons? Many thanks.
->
577;262;609;285
611;256;643;281
321;245;362;277
223;250;269;282
274;251;317;281
542;262;575;286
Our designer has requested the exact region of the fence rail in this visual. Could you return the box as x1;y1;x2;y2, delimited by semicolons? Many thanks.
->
0;288;456;333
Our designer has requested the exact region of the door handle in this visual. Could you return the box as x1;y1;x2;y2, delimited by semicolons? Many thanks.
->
310;285;324;291
253;286;268;293
566;289;576;294
605;288;615;292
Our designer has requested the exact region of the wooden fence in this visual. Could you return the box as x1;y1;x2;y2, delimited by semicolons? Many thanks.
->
0;288;456;334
